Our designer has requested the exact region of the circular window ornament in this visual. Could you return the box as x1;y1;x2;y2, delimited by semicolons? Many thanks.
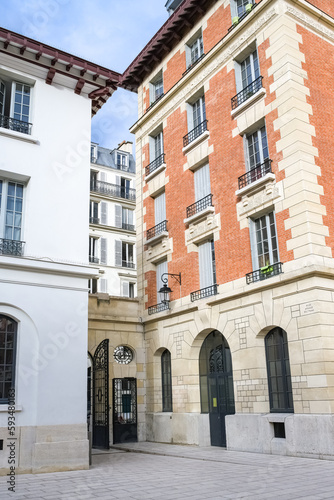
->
113;345;133;364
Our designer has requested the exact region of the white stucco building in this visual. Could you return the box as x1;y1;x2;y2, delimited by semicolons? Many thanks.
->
89;141;137;297
0;27;120;473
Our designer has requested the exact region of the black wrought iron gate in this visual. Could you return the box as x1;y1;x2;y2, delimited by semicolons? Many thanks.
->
92;339;109;448
113;378;137;444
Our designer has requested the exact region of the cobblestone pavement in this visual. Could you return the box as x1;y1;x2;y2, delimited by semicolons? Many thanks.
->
1;442;334;499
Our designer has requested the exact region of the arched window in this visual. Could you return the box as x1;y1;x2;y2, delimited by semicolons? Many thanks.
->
0;315;17;403
265;327;294;413
161;349;172;412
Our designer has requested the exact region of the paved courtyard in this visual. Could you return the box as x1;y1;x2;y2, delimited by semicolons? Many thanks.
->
1;442;334;499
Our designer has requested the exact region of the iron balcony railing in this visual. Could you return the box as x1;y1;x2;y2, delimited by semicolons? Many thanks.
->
148;302;170;315
145;153;165;177
186;194;213;218
0;115;32;135
122;260;135;269
238;159;272;190
146;92;164;113
246;262;283;284
183;119;208;147
89;255;99;264
146;220;168;241
231;76;263;110
0;238;25;256
190;284;218;302
90;180;136;201
122;223;135;232
89;216;100;224
182;53;205;76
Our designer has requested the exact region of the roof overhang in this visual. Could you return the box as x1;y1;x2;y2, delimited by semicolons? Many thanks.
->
119;0;218;92
0;27;122;116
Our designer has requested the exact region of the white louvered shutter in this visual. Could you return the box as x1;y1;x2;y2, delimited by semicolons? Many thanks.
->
122;282;129;297
100;238;107;265
194;164;210;201
115;205;122;228
101;202;108;225
154;192;166;225
115;240;122;267
198;241;213;289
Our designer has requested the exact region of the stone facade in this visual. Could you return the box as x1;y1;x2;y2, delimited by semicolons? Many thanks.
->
126;0;334;459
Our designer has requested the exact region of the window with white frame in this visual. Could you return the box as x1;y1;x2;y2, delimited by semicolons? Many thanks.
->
149;70;164;104
91;144;97;163
186;31;204;69
0;77;32;134
89;237;99;263
198;240;216;289
231;0;254;19
185;94;207;145
241;49;260;90
115;241;135;269
149;130;164;164
0;179;24;256
245;126;269;171
156;259;168;303
250;212;279;270
116;152;127;170
122;207;134;231
122;281;136;298
232;46;262;109
89;201;99;224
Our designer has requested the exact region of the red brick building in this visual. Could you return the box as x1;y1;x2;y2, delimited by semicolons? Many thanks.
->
120;0;334;456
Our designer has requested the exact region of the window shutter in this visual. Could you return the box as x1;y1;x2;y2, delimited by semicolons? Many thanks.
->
198;241;213;289
115;240;122;266
122;282;129;297
100;172;107;182
128;210;134;226
194;164;210;201
248;219;258;271
115;205;122;228
99;278;107;293
100;238;107;265
243;134;250;172
156;259;168;302
100;202;108;225
115;175;121;185
154;192;166;225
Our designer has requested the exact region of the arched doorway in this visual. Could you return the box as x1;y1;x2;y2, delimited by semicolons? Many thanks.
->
199;330;235;447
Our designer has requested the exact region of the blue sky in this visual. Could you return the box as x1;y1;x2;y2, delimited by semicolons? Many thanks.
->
1;0;169;150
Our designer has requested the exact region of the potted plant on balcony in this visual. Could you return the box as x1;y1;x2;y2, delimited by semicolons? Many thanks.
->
260;263;274;279
246;3;253;13
232;16;239;26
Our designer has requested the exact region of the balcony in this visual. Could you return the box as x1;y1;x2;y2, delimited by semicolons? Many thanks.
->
148;302;170;315
90;180;136;201
246;262;283;284
89;255;99;264
145;153;166;177
190;284;218;302
231;76;263;110
122;223;135;232
0;115;32;135
238;159;272;190
183;120;208;147
0;238;25;256
89;217;100;225
122;260;135;269
146;220;168;241
186;194;213;219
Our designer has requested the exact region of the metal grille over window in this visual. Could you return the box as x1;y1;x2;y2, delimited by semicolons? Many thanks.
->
161;349;172;412
113;378;137;425
231;75;263;109
0;315;17;403
146;220;168;241
90;179;136;201
186;194;213;218
148;302;170;315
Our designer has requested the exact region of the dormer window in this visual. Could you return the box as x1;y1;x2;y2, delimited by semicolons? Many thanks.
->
116;152;128;170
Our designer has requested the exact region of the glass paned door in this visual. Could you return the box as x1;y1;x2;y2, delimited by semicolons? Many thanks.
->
5;182;23;241
193;97;206;128
0;80;5;116
241;50;260;89
12;82;30;123
254;212;279;268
